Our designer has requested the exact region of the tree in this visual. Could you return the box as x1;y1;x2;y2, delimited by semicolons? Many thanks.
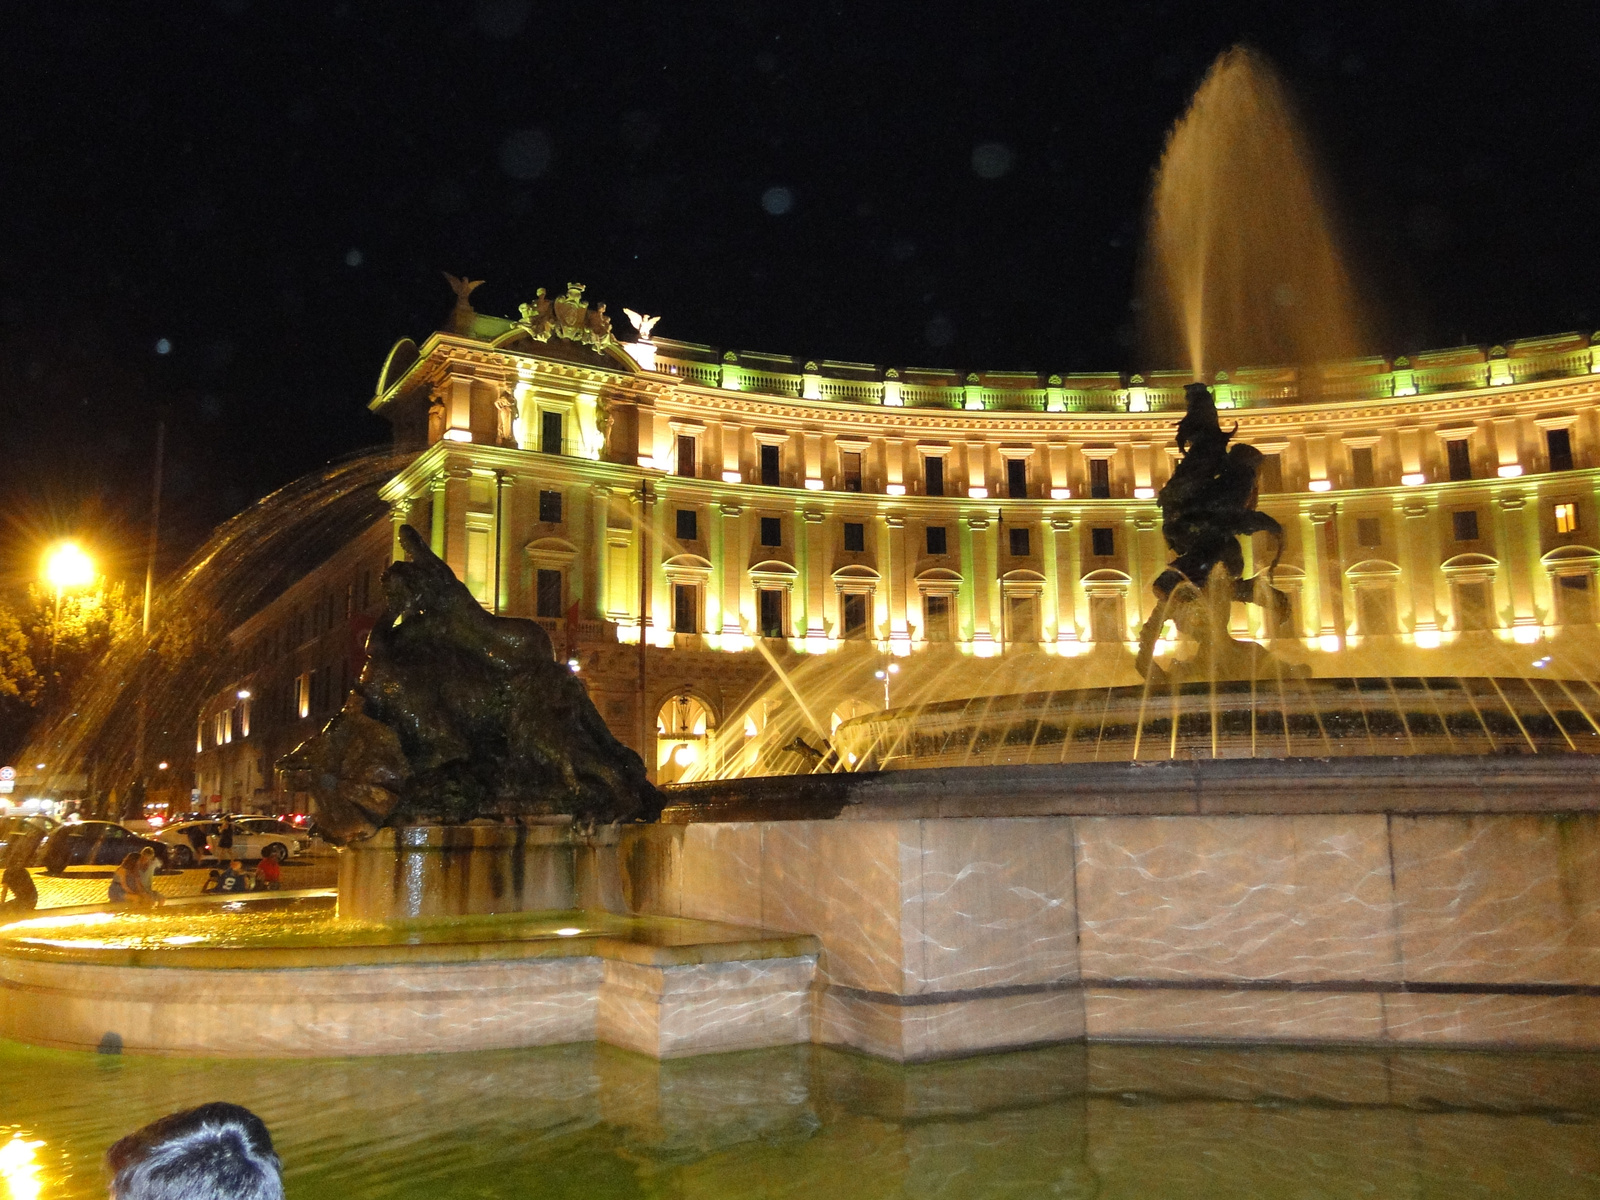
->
0;580;139;763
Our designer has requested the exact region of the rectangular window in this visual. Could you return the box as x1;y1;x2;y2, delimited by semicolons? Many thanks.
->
672;583;699;633
760;443;782;487
1091;526;1115;557
676;509;698;541
538;490;562;523
536;568;563;619
675;434;697;478
1548;427;1575;472
1088;458;1111;499
1446;437;1473;482
1009;527;1030;556
843;522;866;552
1350;446;1375;488
1088;594;1124;642
1258;454;1283;494
841;451;863;493
1006;457;1028;499
1556;574;1594;624
926;526;948;555
1454;580;1492;630
758;588;785;639
540;410;563;456
1356;588;1396;636
1556;502;1580;534
1452;510;1479;542
923;594;951;641
296;672;311;719
1356;516;1381;548
1006;594;1040;643
841;592;868;639
760;516;782;547
924;455;944;497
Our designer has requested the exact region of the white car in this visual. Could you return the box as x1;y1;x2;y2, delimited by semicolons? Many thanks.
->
157;818;310;868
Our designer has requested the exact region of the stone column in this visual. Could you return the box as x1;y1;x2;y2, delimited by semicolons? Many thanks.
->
1495;490;1535;632
965;513;995;649
802;507;827;639
586;484;611;621
389;496;414;562
1298;507;1324;642
881;513;906;645
1052;516;1081;641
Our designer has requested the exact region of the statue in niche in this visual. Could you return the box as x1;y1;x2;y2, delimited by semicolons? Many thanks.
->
1135;382;1303;683
517;288;554;340
494;386;516;446
442;273;484;336
280;525;662;844
426;385;447;444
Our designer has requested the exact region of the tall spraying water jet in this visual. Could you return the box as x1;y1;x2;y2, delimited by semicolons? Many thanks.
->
1141;46;1365;380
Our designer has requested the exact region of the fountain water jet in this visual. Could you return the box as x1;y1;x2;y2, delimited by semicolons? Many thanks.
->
1141;45;1366;380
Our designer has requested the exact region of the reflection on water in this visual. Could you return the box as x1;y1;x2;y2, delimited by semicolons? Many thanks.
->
1;1039;1597;1199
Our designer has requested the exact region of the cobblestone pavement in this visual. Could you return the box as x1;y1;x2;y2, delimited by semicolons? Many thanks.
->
19;858;338;910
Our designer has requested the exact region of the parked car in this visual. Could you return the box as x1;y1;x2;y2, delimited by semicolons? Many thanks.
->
39;820;172;873
0;816;57;866
156;818;310;867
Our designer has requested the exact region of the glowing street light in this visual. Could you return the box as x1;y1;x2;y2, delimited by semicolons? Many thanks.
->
874;661;900;708
42;541;96;594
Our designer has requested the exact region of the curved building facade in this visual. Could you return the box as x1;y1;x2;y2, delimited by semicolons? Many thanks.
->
195;288;1600;804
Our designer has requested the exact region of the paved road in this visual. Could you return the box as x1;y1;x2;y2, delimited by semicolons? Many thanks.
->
17;859;338;910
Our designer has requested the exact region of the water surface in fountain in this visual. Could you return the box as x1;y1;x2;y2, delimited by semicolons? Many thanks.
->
1;1038;1596;1199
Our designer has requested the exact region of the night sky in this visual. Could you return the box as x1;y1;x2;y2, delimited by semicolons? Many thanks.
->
3;1;1598;586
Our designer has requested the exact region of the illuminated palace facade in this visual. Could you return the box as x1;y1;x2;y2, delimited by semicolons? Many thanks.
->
195;287;1600;806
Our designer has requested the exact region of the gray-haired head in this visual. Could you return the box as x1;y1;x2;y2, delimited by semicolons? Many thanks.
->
106;1103;281;1200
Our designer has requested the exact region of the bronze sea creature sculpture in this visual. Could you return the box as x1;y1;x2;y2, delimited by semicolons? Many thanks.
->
281;525;661;843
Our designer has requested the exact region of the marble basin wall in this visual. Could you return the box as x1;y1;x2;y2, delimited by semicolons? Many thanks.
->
338;822;625;921
619;811;1600;1061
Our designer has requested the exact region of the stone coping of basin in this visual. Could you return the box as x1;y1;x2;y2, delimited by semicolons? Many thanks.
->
661;754;1600;823
0;891;818;971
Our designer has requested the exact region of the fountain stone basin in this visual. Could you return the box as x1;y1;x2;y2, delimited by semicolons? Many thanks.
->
628;754;1600;1061
335;821;627;922
0;892;818;1059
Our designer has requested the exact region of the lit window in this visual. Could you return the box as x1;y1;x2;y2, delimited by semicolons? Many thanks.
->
1555;502;1580;534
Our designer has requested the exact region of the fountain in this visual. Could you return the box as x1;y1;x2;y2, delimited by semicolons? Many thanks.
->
1;46;1597;1081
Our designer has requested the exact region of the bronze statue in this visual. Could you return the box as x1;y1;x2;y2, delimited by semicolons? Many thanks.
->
442;273;484;336
517;287;554;340
1136;382;1299;682
281;526;660;843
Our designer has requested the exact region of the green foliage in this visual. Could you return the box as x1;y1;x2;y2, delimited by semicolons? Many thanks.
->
0;580;140;761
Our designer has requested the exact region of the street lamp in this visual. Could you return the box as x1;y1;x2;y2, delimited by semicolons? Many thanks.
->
42;541;95;595
40;540;97;672
873;661;900;708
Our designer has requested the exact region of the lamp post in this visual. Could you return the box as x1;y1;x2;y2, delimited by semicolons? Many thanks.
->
41;540;96;670
874;661;899;709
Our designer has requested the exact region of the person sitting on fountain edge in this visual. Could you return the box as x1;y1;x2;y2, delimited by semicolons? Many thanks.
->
215;860;251;894
253;847;281;891
106;1103;282;1200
